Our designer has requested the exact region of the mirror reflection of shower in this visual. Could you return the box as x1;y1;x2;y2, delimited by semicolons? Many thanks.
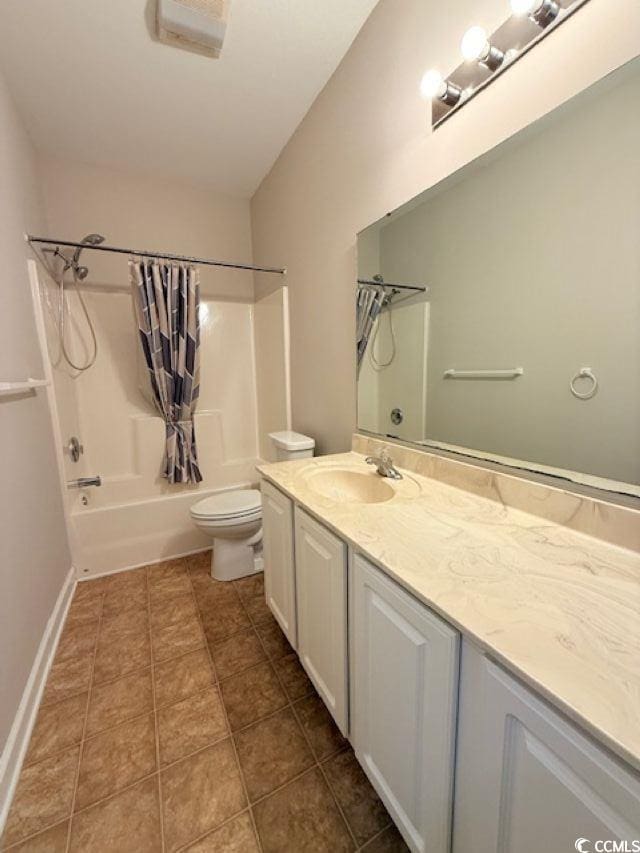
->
370;275;396;370
34;233;104;372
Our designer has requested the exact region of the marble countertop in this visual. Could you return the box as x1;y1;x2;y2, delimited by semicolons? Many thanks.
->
257;452;640;773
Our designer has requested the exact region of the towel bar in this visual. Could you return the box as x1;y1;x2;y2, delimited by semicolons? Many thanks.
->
443;368;523;379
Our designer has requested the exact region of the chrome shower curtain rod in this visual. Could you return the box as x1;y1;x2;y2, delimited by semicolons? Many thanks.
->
27;235;286;275
357;278;427;293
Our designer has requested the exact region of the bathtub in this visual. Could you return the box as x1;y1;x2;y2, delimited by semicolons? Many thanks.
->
71;480;257;578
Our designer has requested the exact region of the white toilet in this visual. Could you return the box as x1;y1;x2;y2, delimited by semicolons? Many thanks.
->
190;430;315;581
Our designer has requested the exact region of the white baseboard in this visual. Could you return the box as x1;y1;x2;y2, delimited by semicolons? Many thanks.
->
0;566;76;834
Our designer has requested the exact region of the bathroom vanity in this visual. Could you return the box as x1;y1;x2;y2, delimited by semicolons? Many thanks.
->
258;442;640;853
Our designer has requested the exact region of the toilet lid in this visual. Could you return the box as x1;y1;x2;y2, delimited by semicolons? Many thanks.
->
191;489;262;520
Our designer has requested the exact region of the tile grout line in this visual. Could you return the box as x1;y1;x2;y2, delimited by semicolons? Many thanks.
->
147;567;167;853
248;599;363;851
64;585;106;853
188;565;266;853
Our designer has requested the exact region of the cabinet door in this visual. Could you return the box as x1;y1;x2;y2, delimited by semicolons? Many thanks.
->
453;640;640;853
261;480;296;648
294;507;348;734
351;553;459;853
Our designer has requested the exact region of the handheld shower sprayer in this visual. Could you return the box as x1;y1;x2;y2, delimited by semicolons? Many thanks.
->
72;233;106;280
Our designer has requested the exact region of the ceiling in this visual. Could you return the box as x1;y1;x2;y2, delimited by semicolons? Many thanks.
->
0;0;379;197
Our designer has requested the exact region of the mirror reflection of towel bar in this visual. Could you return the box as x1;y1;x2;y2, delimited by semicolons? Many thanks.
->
443;368;524;379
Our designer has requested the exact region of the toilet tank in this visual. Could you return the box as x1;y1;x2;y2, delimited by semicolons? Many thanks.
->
269;431;315;462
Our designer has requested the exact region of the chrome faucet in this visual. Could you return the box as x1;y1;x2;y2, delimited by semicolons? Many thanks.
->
67;476;102;489
365;448;403;480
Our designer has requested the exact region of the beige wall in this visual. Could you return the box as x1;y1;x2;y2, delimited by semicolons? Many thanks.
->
0;72;71;750
251;0;640;455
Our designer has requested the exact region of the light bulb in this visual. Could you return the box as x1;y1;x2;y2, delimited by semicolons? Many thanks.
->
460;25;504;71
510;0;559;25
510;0;538;14
419;69;462;106
420;69;446;100
460;26;490;62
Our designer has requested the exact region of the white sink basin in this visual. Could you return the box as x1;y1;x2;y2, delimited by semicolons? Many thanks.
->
306;469;396;504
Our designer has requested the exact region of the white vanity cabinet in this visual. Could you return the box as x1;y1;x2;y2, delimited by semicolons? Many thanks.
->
294;506;349;734
453;640;640;852
350;553;459;853
261;479;297;647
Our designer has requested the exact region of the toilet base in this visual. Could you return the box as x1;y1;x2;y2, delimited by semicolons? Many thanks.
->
210;533;263;582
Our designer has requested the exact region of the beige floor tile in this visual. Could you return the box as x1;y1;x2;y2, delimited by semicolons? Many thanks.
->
25;693;87;766
75;714;156;810
210;628;266;680
102;583;148;619
2;747;79;847
85;668;153;736
360;824;410;852
154;649;215;709
253;767;353;853
151;614;204;662
98;610;149;645
242;595;272;626
148;562;192;601
149;592;198;631
273;652;315;701
158;687;228;766
186;550;212;574
73;578;109;603
54;620;99;664
233;574;264;602
104;567;147;592
93;629;151;685
220;662;287;731
234;707;314;802
200;600;251;646
324;749;391;845
255;621;291;662
41;656;93;707
66;594;103;626
183;812;259;852
161;740;246;852
2;819;69;852
294;694;347;761
69;776;161;853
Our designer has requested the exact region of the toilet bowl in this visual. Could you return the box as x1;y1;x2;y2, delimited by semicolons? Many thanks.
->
190;431;315;582
190;489;263;582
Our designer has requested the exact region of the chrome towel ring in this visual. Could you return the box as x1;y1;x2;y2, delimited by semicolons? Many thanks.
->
570;367;598;400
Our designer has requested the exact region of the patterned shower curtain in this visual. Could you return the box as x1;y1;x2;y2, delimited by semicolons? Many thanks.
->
356;283;384;373
130;258;203;484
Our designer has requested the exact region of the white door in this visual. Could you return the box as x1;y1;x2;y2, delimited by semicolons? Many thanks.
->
453;640;640;853
294;507;348;734
261;480;296;647
351;553;459;853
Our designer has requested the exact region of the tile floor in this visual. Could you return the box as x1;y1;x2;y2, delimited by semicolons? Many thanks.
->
1;552;409;853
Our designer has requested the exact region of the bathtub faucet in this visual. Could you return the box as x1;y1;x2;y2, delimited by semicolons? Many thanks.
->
67;476;102;488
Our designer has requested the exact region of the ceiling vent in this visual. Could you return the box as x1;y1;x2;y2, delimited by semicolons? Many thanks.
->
157;0;230;58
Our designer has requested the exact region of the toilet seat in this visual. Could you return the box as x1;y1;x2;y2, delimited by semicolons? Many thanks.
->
190;489;262;523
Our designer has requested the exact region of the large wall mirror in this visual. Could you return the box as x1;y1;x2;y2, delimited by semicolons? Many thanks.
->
357;57;640;498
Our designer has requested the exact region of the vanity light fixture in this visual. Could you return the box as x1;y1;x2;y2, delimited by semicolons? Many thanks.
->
460;26;505;71
420;69;462;106
510;0;560;27
422;0;590;129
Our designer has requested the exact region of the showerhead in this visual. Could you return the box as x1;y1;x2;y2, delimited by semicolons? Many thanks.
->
73;233;106;280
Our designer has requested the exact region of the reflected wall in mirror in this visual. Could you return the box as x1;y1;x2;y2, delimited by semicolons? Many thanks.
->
357;57;640;497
